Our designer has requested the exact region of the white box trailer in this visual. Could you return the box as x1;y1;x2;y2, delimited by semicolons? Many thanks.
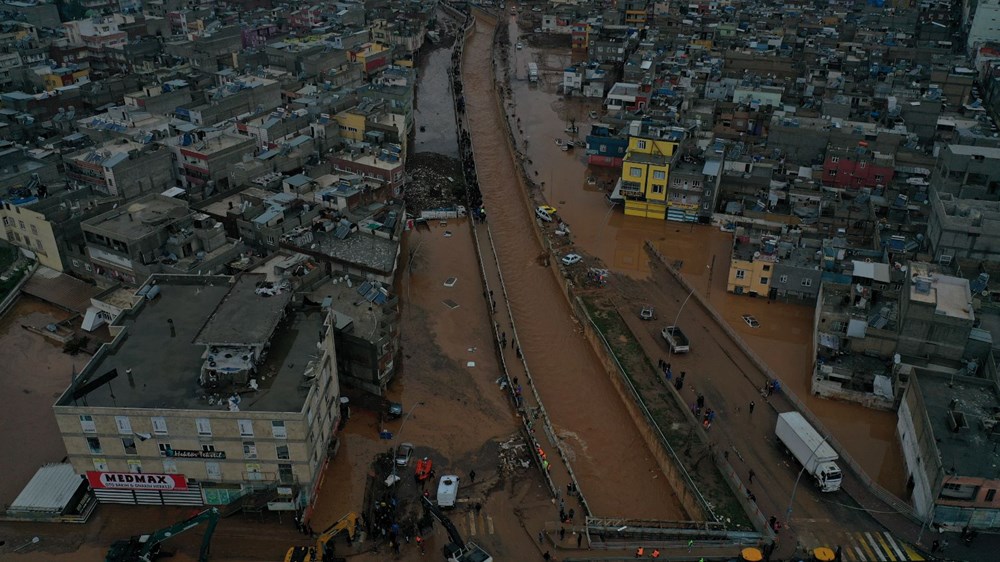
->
775;411;842;492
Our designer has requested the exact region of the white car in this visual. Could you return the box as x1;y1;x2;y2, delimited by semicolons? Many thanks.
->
742;314;760;328
516;42;523;50
535;206;555;222
562;253;582;266
532;7;542;11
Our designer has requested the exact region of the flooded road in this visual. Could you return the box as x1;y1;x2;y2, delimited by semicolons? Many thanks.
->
503;17;908;498
412;12;459;157
462;16;685;519
0;297;76;505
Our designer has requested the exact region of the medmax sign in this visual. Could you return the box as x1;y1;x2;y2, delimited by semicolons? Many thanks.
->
87;471;188;491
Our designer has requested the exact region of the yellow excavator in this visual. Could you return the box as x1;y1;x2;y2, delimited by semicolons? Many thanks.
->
284;512;358;562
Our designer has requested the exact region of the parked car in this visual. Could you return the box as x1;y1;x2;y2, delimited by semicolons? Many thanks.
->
516;42;523;50
395;443;414;466
562;253;582;266
742;314;760;328
640;305;655;321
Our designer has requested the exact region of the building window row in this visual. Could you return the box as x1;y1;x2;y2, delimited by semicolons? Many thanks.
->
83;415;291;439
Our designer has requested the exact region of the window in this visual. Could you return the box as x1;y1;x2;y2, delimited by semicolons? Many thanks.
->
205;462;221;480
987;489;997;502
30;224;37;235
115;416;132;435
151;417;168;435
127;459;142;473
243;441;257;459
278;463;294;484
158;443;172;457
122;437;137;455
859;161;866;169
762;265;771;271
801;278;813;287
875;174;884;183
80;415;96;433
276;444;290;460
93;458;109;472
238;419;254;438
735;269;746;280
162;459;178;474
828;170;837;177
636;140;647;149
651;184;664;194
87;437;103;454
196;418;212;436
779;275;788;283
202;444;216;452
628;167;642;178
271;420;287;439
653;170;666;180
760;276;769;284
831;156;840;163
18;220;25;230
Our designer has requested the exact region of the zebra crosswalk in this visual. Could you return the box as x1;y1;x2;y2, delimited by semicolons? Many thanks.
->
452;510;495;537
797;529;925;561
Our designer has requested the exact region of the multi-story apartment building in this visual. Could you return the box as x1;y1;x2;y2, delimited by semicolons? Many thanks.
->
81;194;242;285
53;274;341;509
619;134;678;219
64;140;175;198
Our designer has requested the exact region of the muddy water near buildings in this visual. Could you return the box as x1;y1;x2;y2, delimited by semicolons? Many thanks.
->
464;18;685;519
412;20;459;156
504;26;909;497
0;297;76;505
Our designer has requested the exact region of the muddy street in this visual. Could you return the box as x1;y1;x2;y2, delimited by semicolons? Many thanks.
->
503;15;908;498
462;15;685;519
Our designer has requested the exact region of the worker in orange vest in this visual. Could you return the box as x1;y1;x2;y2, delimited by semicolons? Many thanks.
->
635;546;644;557
651;549;661;558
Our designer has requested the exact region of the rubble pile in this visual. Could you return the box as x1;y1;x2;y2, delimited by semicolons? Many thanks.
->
405;152;467;214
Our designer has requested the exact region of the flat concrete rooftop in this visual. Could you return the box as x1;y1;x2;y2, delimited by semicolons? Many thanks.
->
919;374;1000;480
85;195;189;240
61;276;318;412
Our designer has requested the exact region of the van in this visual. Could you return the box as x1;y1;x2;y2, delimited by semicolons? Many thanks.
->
437;475;460;508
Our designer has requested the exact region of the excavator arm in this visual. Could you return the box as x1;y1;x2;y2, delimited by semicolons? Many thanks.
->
421;495;465;551
106;507;220;562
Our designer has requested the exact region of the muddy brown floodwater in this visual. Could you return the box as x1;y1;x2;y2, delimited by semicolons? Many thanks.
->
463;17;685;519
412;10;460;157
0;297;77;505
504;17;909;499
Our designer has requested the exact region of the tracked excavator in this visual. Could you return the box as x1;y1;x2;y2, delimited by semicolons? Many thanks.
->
105;507;220;562
421;496;492;562
284;511;358;562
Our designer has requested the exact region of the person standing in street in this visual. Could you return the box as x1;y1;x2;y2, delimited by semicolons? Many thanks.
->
749;401;756;415
470;469;476;483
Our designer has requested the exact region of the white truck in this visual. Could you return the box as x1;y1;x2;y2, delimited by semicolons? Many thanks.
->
528;62;539;83
775;412;842;492
661;325;690;354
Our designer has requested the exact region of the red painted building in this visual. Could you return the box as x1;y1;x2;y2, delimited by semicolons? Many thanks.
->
821;143;895;189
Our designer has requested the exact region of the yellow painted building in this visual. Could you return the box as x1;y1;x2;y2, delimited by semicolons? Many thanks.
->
727;253;777;296
621;136;677;219
335;110;367;142
1;203;63;271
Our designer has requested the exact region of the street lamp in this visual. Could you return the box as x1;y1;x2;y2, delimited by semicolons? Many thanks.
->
784;435;829;529
667;287;695;359
389;402;425;487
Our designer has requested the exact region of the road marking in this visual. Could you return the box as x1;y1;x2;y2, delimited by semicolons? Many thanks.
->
855;532;879;561
873;531;896;561
882;531;907;560
864;531;889;561
901;542;924;561
487;515;494;535
468;511;477;535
